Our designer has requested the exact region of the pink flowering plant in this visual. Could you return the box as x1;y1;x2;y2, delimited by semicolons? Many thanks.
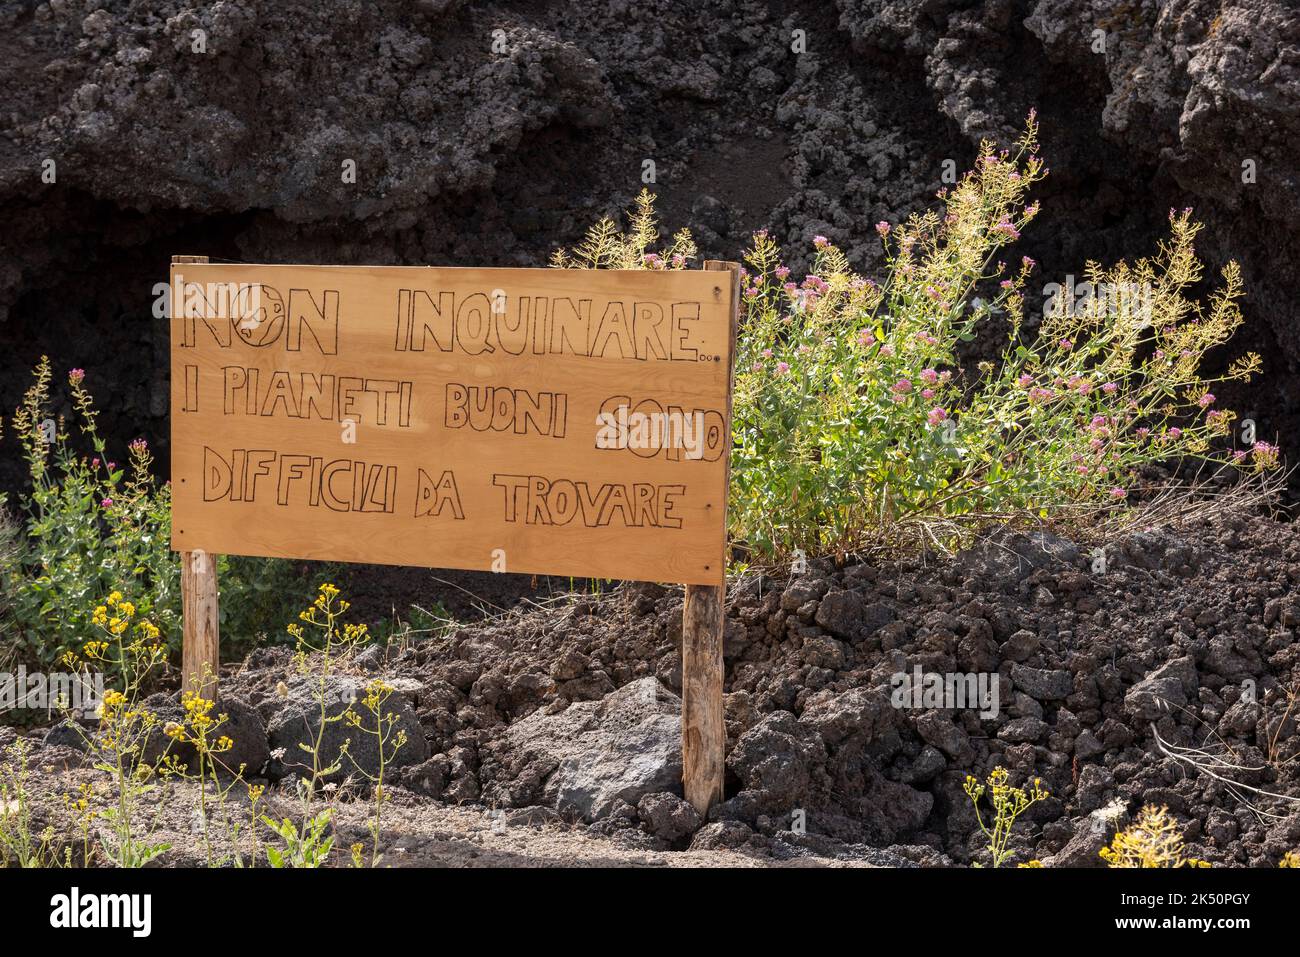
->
556;120;1269;561
731;128;1043;558
733;119;1264;558
5;356;179;669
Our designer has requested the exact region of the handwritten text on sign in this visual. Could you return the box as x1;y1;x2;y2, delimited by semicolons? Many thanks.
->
169;264;736;585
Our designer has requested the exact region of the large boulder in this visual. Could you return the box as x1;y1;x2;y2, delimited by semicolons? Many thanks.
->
726;710;827;811
501;677;682;821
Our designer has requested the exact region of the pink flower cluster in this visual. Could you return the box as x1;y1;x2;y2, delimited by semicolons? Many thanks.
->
1251;441;1281;468
992;217;1020;241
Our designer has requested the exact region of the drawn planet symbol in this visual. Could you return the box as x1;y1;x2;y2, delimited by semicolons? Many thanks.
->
235;287;286;346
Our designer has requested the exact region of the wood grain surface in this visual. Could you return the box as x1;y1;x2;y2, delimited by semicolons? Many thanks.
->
170;262;736;585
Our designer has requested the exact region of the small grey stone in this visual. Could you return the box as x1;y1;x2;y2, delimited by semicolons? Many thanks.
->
1010;663;1074;700
1073;729;1105;760
1124;657;1198;721
997;716;1048;743
637;791;702;841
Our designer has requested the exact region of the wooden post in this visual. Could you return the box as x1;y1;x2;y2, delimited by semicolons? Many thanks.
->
682;584;725;814
173;255;221;700
681;260;740;815
180;549;220;700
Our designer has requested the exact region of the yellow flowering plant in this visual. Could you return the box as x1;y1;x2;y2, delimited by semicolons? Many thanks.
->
1100;805;1212;868
0;739;61;867
288;582;370;675
963;766;1050;867
63;781;98;868
263;583;371;868
343;679;411;867
58;594;173;867
157;687;242;867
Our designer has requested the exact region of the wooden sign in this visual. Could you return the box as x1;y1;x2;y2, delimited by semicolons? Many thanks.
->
169;261;737;586
169;255;738;814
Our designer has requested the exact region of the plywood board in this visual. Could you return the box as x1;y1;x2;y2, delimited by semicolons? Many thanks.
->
169;262;736;585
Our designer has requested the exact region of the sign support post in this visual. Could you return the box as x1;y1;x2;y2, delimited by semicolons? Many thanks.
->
681;583;725;814
681;260;739;815
173;254;221;701
180;547;220;701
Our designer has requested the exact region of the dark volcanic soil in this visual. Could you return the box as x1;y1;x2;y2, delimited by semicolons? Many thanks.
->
7;511;1300;867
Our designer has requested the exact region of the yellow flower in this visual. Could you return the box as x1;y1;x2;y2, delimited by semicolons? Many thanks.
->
1100;805;1205;868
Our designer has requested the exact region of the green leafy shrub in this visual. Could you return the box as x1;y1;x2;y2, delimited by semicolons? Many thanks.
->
2;359;331;672
217;554;340;658
555;116;1269;562
5;359;179;669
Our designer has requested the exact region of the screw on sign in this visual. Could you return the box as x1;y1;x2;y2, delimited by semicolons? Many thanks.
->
168;255;739;813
